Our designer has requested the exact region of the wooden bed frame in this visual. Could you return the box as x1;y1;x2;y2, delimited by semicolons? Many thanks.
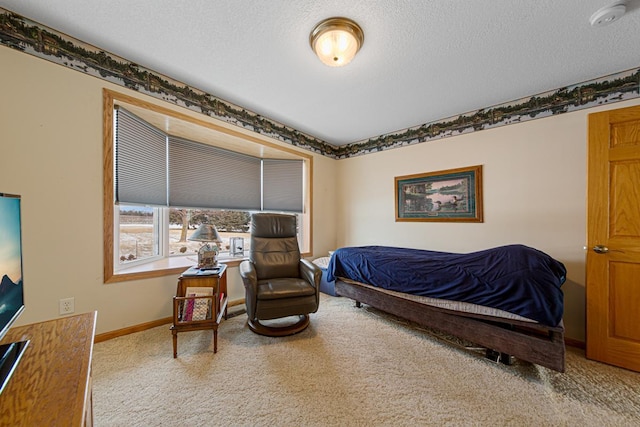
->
335;279;565;372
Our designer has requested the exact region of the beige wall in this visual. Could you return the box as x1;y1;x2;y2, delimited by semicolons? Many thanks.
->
0;46;337;334
3;43;639;342
335;97;640;341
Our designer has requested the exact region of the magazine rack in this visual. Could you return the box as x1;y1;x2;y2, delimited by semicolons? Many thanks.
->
170;264;227;358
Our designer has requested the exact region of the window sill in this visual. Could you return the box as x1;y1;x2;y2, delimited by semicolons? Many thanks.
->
105;255;247;283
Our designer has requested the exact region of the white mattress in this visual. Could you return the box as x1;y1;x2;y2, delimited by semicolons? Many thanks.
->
312;256;331;269
338;277;537;323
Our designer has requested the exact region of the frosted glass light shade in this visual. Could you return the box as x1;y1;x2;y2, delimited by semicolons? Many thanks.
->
189;224;222;268
310;17;364;67
188;224;222;243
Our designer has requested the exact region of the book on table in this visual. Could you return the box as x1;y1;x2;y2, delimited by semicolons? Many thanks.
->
181;266;221;276
182;294;196;322
182;287;214;321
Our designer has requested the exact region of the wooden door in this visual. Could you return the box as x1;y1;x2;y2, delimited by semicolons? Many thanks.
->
586;105;640;372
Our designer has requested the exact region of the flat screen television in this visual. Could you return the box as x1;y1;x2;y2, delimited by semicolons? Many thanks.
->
0;193;28;394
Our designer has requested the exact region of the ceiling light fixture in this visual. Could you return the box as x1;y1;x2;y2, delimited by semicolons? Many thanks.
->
309;17;364;67
589;2;626;27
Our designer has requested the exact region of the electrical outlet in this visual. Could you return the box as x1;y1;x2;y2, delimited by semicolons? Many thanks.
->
59;297;75;315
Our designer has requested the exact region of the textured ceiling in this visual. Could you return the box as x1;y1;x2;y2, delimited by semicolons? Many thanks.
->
2;0;639;146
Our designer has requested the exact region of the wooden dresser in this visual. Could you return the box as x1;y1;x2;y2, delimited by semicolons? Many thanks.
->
0;311;97;426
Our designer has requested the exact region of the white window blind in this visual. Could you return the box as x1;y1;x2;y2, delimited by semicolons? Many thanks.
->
168;136;261;210
263;159;304;212
114;107;303;213
114;107;168;206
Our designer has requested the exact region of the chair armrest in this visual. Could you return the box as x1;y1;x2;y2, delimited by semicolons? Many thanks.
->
239;260;258;319
300;259;321;290
239;260;257;288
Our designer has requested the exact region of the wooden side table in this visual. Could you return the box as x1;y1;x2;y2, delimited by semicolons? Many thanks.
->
170;264;227;358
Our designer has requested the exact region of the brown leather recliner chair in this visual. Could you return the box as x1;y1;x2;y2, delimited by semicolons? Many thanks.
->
239;213;321;336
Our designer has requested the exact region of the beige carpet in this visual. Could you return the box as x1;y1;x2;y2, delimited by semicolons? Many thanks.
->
92;294;640;426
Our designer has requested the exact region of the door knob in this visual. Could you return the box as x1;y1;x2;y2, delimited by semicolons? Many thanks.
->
593;245;609;254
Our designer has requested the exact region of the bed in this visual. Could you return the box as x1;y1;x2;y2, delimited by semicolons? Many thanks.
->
326;244;567;372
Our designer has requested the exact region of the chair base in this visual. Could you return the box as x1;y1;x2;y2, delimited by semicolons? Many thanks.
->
248;315;310;337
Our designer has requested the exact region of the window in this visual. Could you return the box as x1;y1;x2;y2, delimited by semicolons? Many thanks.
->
116;207;305;269
103;89;313;283
116;205;161;266
165;209;251;258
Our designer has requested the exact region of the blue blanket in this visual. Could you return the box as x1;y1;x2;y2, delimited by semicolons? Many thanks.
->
326;245;565;326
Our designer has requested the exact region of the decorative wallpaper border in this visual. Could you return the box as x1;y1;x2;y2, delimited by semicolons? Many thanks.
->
1;8;638;160
0;9;338;158
342;68;640;159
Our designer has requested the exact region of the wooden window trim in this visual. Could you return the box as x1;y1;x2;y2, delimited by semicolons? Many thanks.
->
103;89;313;283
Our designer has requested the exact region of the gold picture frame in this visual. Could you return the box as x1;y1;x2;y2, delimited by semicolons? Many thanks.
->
395;165;483;222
